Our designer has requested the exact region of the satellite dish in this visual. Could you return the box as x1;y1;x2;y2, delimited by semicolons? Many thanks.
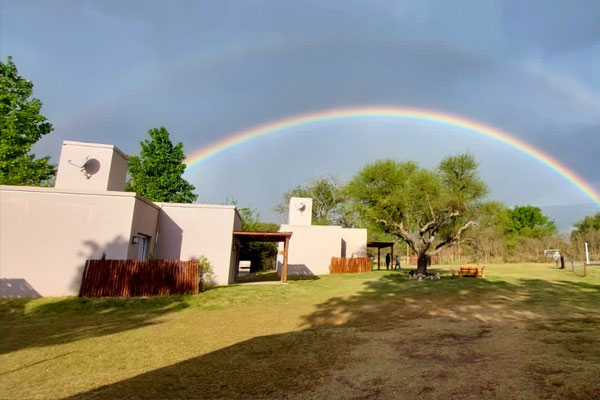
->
82;158;100;179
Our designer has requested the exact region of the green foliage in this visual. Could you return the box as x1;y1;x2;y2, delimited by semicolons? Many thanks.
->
506;205;556;238
438;153;488;212
126;127;197;203
570;212;600;261
463;201;509;261
0;56;56;185
344;154;487;272
196;255;213;292
239;206;279;272
274;176;349;226
571;212;600;237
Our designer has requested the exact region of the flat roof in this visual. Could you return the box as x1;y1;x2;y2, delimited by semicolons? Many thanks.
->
367;241;395;248
0;185;160;210
234;231;293;242
62;140;128;160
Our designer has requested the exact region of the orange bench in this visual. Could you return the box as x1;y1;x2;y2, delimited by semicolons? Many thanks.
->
458;265;485;278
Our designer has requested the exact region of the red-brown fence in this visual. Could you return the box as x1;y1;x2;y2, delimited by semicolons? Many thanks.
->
330;257;372;274
79;259;199;297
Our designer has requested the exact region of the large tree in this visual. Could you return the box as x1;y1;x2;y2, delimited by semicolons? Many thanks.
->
126;127;197;203
345;154;488;274
0;56;55;185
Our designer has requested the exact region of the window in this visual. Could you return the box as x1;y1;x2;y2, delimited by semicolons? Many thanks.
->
136;235;150;259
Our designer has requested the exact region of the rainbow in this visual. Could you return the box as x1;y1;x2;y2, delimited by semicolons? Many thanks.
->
184;106;600;205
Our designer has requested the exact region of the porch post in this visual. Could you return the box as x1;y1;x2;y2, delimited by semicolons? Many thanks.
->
281;237;289;283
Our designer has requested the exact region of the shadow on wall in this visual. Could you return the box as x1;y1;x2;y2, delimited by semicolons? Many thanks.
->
63;273;600;399
153;212;183;259
70;235;131;293
0;279;41;298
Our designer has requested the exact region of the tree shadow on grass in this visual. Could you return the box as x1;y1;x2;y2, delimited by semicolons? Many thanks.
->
63;273;600;400
0;296;189;355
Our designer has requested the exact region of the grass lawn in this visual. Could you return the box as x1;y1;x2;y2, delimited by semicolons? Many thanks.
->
1;263;599;399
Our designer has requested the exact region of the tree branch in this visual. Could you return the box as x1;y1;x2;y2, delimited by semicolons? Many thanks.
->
374;217;418;253
430;220;477;256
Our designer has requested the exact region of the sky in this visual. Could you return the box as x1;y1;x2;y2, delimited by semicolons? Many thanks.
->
1;0;599;228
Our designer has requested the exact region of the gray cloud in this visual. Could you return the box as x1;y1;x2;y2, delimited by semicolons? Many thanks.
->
2;0;598;223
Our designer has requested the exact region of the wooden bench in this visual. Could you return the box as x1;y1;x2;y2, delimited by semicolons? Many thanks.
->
459;265;485;278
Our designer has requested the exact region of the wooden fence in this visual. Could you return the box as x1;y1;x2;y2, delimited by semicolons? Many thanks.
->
330;257;372;274
79;259;199;297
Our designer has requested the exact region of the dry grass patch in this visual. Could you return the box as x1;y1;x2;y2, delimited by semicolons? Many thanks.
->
1;263;599;399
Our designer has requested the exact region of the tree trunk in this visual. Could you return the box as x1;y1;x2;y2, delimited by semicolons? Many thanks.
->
417;252;431;275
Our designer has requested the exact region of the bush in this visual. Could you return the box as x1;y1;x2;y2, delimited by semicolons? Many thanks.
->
196;256;213;292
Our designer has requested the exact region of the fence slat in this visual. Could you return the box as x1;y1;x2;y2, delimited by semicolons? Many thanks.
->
330;257;371;274
79;259;199;297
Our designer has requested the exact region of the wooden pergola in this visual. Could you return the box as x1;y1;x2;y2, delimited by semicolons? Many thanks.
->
233;232;293;283
367;241;395;270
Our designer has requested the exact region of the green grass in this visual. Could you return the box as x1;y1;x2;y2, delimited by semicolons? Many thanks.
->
1;263;599;399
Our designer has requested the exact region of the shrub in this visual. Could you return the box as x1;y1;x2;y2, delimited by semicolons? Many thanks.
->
196;256;213;292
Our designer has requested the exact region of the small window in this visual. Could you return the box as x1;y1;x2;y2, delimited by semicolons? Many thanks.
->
136;235;150;259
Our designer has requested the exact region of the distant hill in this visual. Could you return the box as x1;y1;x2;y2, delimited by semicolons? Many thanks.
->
540;203;600;233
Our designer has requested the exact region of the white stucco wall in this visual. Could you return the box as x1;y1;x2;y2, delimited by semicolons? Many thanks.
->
341;228;368;258
128;197;160;259
288;197;313;226
154;203;240;285
55;141;128;192
277;225;343;275
0;186;143;297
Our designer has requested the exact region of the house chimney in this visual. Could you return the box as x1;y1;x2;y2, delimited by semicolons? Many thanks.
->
54;141;129;192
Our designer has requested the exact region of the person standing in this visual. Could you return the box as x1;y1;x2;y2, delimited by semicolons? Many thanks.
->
395;255;402;270
385;252;391;270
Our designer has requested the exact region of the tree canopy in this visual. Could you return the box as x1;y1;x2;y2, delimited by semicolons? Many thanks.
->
0;56;55;185
506;205;556;238
126;127;197;203
572;212;600;237
344;153;487;273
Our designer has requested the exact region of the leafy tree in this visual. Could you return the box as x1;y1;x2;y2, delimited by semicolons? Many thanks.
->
238;206;279;272
571;212;600;237
463;201;509;262
274;176;348;225
126;127;197;202
570;212;600;260
506;205;556;238
0;56;55;185
345;153;487;274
